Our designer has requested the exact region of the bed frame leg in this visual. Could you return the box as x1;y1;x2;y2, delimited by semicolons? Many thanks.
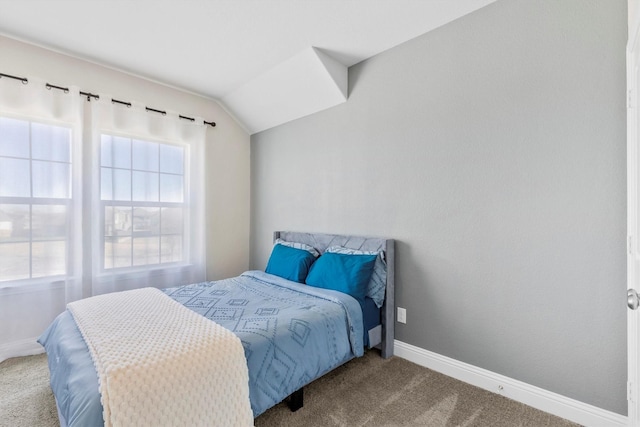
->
286;388;304;412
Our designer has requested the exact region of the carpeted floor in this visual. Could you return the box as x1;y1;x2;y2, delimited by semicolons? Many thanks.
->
0;350;580;427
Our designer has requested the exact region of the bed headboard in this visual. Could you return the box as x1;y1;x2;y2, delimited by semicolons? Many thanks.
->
273;231;395;358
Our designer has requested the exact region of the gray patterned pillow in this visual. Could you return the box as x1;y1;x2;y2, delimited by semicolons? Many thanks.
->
275;238;320;258
325;246;386;308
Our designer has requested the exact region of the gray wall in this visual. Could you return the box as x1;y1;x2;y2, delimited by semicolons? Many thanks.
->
250;0;627;415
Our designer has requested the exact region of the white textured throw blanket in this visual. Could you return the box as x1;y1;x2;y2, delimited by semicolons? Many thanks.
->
67;288;253;427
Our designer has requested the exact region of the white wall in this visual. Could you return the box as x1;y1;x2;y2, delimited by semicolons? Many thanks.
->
631;0;639;39
0;35;251;280
251;0;628;415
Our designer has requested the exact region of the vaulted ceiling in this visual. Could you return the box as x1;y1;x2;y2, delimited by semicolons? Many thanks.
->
0;0;496;133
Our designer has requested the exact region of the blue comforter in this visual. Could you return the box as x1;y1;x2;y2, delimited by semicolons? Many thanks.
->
38;271;364;425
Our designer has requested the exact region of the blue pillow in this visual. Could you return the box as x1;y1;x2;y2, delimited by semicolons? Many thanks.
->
325;246;387;308
265;243;317;283
305;252;377;308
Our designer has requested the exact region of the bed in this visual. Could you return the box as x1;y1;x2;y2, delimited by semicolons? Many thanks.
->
38;231;395;426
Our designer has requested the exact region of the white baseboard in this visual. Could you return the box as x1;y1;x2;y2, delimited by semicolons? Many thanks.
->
0;337;44;363
394;340;627;427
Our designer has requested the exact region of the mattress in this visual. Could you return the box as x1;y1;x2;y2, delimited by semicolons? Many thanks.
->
39;270;366;426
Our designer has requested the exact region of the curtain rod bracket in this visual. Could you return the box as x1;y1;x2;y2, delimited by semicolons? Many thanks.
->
80;91;99;102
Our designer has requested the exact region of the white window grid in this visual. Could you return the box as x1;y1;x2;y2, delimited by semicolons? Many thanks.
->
0;117;72;282
99;134;187;271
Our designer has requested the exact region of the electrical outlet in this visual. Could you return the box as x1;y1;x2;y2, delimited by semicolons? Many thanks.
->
397;307;407;324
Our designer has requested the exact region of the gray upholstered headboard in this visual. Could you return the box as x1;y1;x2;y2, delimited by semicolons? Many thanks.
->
273;231;395;358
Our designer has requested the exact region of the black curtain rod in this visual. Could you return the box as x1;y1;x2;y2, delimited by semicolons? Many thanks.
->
0;72;27;84
0;72;216;127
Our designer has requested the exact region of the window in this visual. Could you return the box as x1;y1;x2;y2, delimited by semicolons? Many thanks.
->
0;78;207;360
100;134;186;270
0;116;72;282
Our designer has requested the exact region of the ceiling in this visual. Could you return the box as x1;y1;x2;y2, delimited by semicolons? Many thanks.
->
0;0;495;133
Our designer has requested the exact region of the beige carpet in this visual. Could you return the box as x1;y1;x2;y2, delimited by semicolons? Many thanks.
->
0;351;580;427
0;353;58;427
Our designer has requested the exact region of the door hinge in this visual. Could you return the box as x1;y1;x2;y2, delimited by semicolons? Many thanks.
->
629;381;634;402
629;235;634;255
629;89;635;109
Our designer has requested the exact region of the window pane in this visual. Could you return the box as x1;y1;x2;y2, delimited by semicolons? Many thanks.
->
100;168;131;200
132;171;159;202
0;117;29;158
101;168;113;200
161;235;182;263
101;135;131;169
105;236;132;269
0;242;29;281
0;158;30;197
32;205;67;240
132;139;158;172
32;240;66;278
105;206;133;269
160;144;183;174
133;207;159;234
102;168;136;201
160;174;183;202
100;135;113;167
161;207;183;234
31;122;71;162
108;207;132;236
133;236;159;266
33;161;70;199
0;204;29;243
110;169;131;201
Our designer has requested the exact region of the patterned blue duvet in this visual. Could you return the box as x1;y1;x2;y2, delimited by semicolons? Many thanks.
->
38;271;364;425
